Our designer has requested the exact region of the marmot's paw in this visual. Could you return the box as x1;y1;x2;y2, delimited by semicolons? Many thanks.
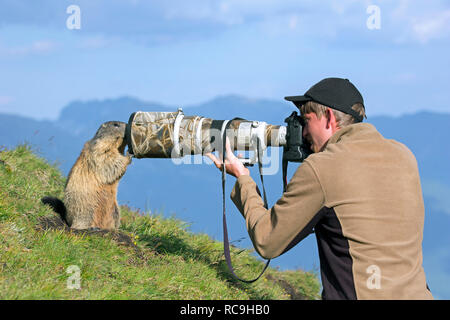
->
126;151;133;163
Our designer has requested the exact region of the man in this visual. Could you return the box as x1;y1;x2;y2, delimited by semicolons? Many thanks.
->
206;77;433;300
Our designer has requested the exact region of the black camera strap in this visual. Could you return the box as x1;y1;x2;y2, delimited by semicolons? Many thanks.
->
282;158;288;193
220;120;270;283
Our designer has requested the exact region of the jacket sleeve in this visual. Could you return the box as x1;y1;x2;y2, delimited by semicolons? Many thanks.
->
230;161;325;259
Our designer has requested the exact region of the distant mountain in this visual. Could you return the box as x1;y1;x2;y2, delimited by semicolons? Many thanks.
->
1;95;449;298
0;113;84;171
56;96;171;140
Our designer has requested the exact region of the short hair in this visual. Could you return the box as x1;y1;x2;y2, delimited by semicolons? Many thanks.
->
299;101;366;128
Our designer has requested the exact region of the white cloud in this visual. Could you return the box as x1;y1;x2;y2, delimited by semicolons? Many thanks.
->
31;40;56;53
288;15;299;30
389;1;450;44
330;0;365;15
412;10;450;43
1;0;449;46
391;72;417;85
0;96;14;105
0;40;57;57
77;35;117;50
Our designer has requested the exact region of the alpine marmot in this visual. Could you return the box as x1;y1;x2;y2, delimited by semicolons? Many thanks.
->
42;121;132;230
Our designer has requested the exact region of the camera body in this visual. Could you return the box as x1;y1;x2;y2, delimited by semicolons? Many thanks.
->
283;111;312;163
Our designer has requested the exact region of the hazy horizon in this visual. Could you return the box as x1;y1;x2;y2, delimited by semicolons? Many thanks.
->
2;93;450;123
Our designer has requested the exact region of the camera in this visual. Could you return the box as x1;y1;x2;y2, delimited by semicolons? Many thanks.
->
125;108;311;167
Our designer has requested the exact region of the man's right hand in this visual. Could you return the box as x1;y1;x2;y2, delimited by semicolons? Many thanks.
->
205;138;250;178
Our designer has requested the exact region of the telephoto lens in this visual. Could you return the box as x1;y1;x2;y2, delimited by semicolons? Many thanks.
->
125;109;287;159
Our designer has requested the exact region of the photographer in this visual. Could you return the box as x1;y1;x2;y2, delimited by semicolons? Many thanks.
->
206;77;433;300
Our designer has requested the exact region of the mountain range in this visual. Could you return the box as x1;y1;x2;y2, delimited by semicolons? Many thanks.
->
1;95;449;299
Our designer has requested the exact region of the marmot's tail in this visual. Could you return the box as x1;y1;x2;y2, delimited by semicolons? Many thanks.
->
41;196;68;225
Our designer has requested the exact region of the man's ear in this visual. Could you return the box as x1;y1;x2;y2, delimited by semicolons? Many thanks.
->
325;108;333;129
326;108;340;131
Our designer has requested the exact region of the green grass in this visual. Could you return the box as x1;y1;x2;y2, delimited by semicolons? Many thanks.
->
0;144;321;300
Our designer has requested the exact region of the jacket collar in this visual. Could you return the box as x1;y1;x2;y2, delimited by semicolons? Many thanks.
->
321;122;379;151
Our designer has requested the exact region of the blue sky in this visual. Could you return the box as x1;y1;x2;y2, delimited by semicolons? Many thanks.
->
1;0;450;120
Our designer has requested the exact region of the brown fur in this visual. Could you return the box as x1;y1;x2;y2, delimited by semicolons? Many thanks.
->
45;121;131;230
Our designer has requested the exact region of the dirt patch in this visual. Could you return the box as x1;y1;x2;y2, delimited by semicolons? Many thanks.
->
265;274;309;300
36;214;136;247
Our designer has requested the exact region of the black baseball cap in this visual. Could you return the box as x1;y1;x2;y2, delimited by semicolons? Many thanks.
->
285;77;365;122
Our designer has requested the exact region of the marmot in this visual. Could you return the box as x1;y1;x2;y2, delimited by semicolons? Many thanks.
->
42;121;132;230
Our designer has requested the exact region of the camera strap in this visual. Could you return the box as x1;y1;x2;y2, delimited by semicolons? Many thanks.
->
221;119;270;283
282;156;289;193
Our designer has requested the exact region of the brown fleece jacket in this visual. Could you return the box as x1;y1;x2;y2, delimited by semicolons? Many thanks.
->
231;122;433;300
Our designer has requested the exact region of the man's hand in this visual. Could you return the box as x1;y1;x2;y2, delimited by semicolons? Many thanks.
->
205;138;250;178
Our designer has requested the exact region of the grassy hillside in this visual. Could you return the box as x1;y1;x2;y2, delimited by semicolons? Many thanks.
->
0;145;320;300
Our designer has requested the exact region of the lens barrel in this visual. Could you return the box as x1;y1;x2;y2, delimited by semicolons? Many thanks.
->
127;110;287;159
